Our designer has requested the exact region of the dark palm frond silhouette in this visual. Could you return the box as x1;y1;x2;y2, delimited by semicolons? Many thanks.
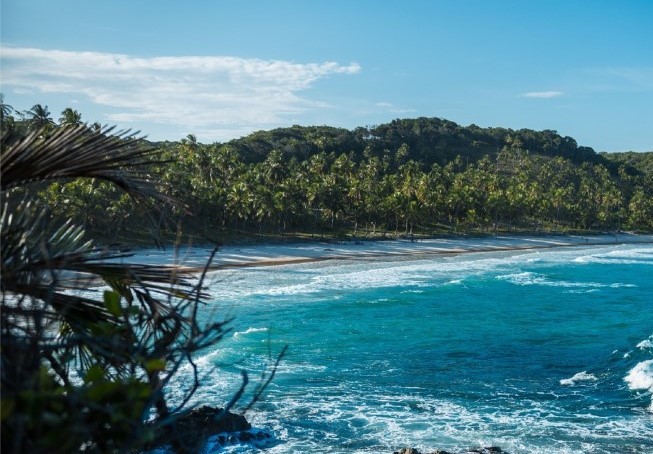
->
0;125;229;452
1;124;172;201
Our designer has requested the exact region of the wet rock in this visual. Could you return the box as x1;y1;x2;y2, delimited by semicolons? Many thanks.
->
393;447;506;454
146;405;255;452
163;405;250;437
394;449;423;454
464;448;505;454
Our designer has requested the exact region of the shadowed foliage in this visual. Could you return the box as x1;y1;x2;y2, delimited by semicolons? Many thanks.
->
1;125;281;453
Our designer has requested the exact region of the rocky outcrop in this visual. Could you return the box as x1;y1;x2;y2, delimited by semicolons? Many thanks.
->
165;405;251;433
146;406;271;453
394;447;506;454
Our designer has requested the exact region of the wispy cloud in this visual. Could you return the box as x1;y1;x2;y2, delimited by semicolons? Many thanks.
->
374;101;417;115
580;67;653;93
520;91;564;99
0;46;361;140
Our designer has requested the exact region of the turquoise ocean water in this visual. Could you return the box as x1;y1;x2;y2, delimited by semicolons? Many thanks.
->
168;243;653;453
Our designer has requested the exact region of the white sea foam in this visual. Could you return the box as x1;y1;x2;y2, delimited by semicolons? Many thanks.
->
624;360;653;392
200;243;651;302
560;371;598;386
573;247;653;265
446;279;463;285
496;272;576;287
496;271;634;290
209;253;527;299
637;340;653;349
239;382;653;454
625;360;653;413
233;327;269;338
635;335;653;350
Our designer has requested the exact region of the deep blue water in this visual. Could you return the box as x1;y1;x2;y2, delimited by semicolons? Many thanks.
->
169;243;653;453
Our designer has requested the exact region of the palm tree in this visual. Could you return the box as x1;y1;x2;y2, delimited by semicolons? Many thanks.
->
0;125;253;452
0;93;13;123
24;103;55;131
0;93;16;134
59;107;83;126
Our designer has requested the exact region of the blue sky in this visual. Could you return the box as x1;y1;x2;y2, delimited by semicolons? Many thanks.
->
1;0;651;151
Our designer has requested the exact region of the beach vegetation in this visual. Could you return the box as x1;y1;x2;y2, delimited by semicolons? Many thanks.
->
2;100;652;246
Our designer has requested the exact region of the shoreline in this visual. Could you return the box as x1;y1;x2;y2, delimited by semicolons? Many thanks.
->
121;232;653;272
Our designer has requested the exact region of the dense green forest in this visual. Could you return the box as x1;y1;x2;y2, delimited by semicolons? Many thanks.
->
2;99;652;243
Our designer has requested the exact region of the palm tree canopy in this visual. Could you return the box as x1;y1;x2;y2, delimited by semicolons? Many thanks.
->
59;107;83;126
0;93;14;121
25;103;55;130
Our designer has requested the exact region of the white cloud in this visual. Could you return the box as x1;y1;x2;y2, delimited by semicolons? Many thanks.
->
374;101;417;115
520;91;564;99
0;46;361;140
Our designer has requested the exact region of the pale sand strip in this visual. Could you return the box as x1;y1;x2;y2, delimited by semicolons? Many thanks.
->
123;233;653;271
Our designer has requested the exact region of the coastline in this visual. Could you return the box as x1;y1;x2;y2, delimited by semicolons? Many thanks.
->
122;232;653;271
134;234;653;454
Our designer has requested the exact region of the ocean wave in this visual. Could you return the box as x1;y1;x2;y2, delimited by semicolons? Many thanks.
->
636;335;653;350
445;279;463;285
495;271;633;290
242;383;653;454
202;244;651;301
624;360;653;392
624;360;653;413
573;247;653;265
233;327;269;338
560;371;598;386
204;249;552;300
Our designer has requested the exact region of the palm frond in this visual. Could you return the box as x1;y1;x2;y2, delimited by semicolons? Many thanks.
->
2;199;203;321
1;125;173;204
1;120;255;452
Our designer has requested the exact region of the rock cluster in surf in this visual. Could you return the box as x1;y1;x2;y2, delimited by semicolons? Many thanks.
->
146;405;270;451
393;447;506;454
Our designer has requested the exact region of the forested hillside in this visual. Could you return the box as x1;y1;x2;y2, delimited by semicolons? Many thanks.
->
3;101;652;243
196;118;606;168
602;151;653;177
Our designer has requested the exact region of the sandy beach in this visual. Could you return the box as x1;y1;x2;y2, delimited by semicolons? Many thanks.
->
123;233;653;270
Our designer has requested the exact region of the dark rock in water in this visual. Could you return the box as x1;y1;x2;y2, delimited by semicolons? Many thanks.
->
465;448;505;454
394;447;506;454
211;429;271;446
179;405;251;432
146;405;269;453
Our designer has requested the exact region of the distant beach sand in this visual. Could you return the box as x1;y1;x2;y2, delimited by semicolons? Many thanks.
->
123;233;653;271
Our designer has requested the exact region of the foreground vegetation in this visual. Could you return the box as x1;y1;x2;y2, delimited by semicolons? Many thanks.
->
3;100;650;245
0;117;281;452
